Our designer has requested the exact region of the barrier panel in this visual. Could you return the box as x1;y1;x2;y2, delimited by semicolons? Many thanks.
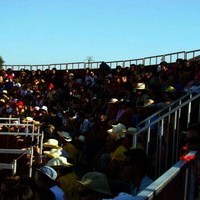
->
131;91;200;178
3;49;200;71
0;118;43;177
136;151;198;200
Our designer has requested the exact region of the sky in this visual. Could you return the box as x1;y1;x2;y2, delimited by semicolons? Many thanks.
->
0;0;200;65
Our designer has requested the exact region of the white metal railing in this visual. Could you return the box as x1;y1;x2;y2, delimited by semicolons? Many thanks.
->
2;49;200;71
136;92;192;130
0;119;43;177
136;151;197;200
131;92;200;179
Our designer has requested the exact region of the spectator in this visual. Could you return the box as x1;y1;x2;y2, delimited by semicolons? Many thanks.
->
34;165;66;200
122;148;153;196
76;171;112;200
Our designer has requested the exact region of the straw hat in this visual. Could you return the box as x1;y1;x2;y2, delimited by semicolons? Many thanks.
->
107;123;127;141
57;131;72;142
135;82;146;90
108;98;119;104
43;148;62;159
143;99;154;107
77;172;112;196
47;156;73;168
43;139;62;149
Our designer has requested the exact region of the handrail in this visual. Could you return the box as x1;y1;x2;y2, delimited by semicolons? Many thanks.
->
137;151;197;200
2;49;200;71
136;92;191;129
130;92;200;178
136;92;200;135
0;118;43;177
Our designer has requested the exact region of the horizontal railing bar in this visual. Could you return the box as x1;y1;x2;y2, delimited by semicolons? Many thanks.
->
137;92;191;128
3;49;199;70
0;163;15;169
136;93;200;134
137;151;197;199
0;132;41;136
0;149;32;154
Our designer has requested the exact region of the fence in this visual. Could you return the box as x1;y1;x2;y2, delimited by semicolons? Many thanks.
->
0;118;43;177
2;49;200;71
136;151;198;200
131;91;200;179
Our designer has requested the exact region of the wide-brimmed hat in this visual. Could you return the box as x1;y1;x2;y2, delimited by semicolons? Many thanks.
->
43;139;62;149
0;98;5;104
43;148;62;158
57;131;72;142
134;82;146;90
107;123;127;141
77;172;112;196
41;105;48;111
23;116;34;123
143;99;154;107
47;156;73;168
37;165;57;181
108;98;119;104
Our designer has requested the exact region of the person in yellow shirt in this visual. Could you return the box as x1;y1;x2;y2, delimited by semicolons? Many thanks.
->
47;156;79;200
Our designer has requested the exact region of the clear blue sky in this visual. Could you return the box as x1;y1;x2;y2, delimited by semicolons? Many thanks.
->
0;0;200;65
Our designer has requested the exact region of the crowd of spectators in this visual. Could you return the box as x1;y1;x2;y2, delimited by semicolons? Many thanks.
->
0;58;200;200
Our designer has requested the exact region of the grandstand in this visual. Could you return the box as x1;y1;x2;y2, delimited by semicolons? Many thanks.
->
1;49;200;199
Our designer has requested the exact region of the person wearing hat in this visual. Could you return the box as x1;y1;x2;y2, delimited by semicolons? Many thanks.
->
104;123;129;180
134;83;150;107
57;131;79;165
47;156;79;200
34;165;66;200
76;171;112;200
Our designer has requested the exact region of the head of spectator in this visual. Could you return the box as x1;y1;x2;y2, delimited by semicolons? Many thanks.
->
76;172;112;200
122;148;153;195
35;165;66;199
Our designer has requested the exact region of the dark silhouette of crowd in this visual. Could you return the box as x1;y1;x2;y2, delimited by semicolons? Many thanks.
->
0;58;200;200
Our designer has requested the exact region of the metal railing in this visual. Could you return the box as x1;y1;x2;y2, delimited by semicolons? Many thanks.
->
136;92;192;130
136;151;198;200
0;119;44;177
131;91;200;179
3;49;200;71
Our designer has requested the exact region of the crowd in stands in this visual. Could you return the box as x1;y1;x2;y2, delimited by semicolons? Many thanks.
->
0;58;200;200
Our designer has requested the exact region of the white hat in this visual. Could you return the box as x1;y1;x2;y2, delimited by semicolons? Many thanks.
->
57;131;72;142
25;116;34;123
47;156;73;167
43;148;62;158
108;98;119;104
107;123;127;141
41;105;48;111
15;83;21;87
2;90;8;94
43;139;62;149
135;83;146;90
